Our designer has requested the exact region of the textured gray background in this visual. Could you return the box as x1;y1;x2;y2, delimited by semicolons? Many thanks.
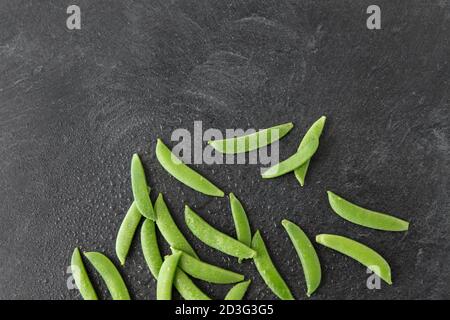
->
0;0;449;300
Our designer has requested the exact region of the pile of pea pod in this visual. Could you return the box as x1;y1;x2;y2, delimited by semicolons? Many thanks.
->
70;116;410;300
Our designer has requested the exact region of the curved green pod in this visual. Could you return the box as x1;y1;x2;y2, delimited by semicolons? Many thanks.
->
140;218;163;279
140;221;210;300
294;116;326;186
70;248;98;300
84;252;131;300
261;137;319;179
155;194;198;258
185;206;256;259
173;269;211;300
156;139;224;197
157;253;182;300
229;193;252;262
251;231;294;300
294;160;310;187
131;154;155;220
208;122;294;154
327;191;409;231
172;248;244;284
282;220;321;297
115;202;143;265
224;280;251;300
316;234;392;284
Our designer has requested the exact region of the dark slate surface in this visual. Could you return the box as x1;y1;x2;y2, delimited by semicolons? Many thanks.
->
0;0;449;300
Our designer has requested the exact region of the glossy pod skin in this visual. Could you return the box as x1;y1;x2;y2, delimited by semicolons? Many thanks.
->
155;139;224;197
229;193;252;263
224;280;252;300
155;194;198;258
70;248;98;300
208;122;294;154
174;269;211;300
294;116;327;186
185;206;256;259
84;252;131;300
157;253;182;300
140;220;210;300
251;231;294;300
140;218;163;279
261;137;319;179
172;248;245;284
282;220;321;297
316;234;392;284
327;191;410;231
115;202;143;265
293;159;310;187
131;154;155;220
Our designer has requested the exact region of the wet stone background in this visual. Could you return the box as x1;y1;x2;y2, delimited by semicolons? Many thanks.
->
0;0;449;299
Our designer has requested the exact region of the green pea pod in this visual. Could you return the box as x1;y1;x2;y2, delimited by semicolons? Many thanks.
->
156;139;224;197
224;280;251;300
140;218;163;279
70;248;98;300
208;122;294;154
294;160;310;187
282;220;321;297
173;269;211;300
131;154;156;220
157;252;182;300
229;193;252;263
316;234;392;284
115;202;142;265
294;116;326;186
327;191;409;231
251;231;294;300
172;248;244;284
261;137;319;179
155;194;198;258
185;206;256;259
84;252;131;300
140;220;210;299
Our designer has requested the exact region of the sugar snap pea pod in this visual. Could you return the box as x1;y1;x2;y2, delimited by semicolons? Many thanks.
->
157;252;182;300
84;252;131;300
156;139;224;197
141;218;163;279
294;116;326;186
261;137;319;179
281;220;321;297
327;191;409;231
224;280;251;300
185;206;256;259
229;193;252;263
294;160;310;187
70;248;98;300
251;231;294;300
140;221;210;299
208;122;294;154
316;234;392;284
115;202;142;265
171;248;245;284
174;268;212;300
131;154;156;220
155;194;198;258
